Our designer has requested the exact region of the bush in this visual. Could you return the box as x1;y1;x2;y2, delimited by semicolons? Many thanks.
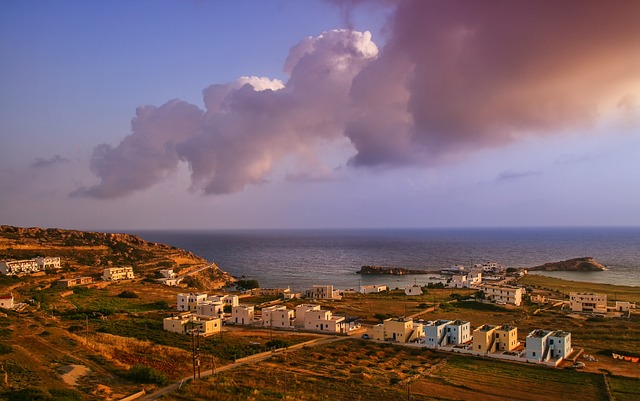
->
3;387;52;401
127;364;168;385
0;342;13;355
235;279;259;291
266;339;290;350
117;290;139;298
48;388;83;401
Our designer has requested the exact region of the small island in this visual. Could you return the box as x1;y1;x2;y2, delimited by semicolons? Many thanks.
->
529;257;606;272
357;265;432;275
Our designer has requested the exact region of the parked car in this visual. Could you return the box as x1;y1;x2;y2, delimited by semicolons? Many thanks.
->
361;333;370;339
569;362;585;369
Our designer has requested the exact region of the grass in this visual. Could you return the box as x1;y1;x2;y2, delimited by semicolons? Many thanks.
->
608;375;640;401
519;275;640;303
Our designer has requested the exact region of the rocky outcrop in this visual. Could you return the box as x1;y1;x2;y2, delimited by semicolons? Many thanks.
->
530;257;606;271
357;265;430;275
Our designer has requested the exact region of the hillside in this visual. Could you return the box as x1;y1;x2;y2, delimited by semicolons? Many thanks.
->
0;225;234;286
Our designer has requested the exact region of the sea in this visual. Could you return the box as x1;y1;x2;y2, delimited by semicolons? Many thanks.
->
130;227;640;291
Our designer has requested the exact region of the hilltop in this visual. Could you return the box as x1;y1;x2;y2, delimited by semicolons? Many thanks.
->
530;257;607;272
0;225;234;287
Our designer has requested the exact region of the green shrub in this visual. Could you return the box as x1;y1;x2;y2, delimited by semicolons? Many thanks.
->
127;364;168;385
0;342;13;355
117;290;139;298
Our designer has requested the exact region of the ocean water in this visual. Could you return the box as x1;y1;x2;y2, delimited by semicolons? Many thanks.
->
131;228;640;290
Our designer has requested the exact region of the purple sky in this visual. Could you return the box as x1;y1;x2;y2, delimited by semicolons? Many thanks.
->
1;0;640;230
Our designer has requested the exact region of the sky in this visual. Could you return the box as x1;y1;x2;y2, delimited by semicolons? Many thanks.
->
1;0;640;230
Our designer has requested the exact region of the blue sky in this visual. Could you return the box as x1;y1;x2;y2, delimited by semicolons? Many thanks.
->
1;1;639;230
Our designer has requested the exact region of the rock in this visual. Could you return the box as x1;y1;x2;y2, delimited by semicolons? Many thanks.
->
530;257;606;271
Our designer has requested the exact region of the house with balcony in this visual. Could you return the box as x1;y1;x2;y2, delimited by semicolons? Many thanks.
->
35;256;61;270
525;329;572;363
0;259;40;275
478;284;524;306
570;293;607;313
423;320;452;347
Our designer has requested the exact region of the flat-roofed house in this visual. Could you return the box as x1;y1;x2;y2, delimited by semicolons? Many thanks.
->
495;324;519;351
473;324;498;353
208;294;239;307
304;309;346;333
56;277;93;288
444;320;471;345
570;293;607;313
304;285;342;300
0;259;39;275
163;313;221;336
478;284;524;306
359;284;388;294
195;301;224;318
526;329;552;362
374;317;424;343
35;256;61;270
102;266;134;281
177;293;208;312
423;320;453;347
294;304;321;327
548;331;572;359
262;306;295;328
231;305;254;325
404;285;423;296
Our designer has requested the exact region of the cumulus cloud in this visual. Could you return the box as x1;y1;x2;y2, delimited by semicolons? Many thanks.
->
76;1;640;198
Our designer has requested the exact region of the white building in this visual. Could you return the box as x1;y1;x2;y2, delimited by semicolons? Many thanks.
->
159;269;176;279
615;301;636;312
359;284;387;294
195;301;224;318
35;256;61;270
525;329;552;362
423;320;453;347
404;285;423;296
0;259;40;275
304;285;342;300
478;284;524;306
163;312;221;336
473;262;503;273
231;305;255;325
262;306;295;328
548;331;572;359
208;294;239;307
294;304;321;327
303;308;346;333
449;271;482;289
102;266;134;281
177;293;208;312
570;293;607;313
0;293;14;309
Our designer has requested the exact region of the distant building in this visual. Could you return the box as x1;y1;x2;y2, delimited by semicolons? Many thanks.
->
294;304;322;327
0;293;14;309
102;266;134;281
35;256;61;270
404;285;423;296
359;284;387;294
615;301;636;312
251;287;290;297
208;294;239;307
478;284;524;306
195;301;224;318
449;272;482;289
304;285;342;300
163;312;221;336
56;277;93;288
0;259;40;275
159;269;176;279
570;293;607;313
303;308;347;333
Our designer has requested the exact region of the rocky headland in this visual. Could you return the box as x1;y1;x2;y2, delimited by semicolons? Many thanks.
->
529;257;606;272
0;225;234;288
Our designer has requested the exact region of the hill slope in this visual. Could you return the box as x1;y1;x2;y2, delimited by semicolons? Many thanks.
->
0;225;234;286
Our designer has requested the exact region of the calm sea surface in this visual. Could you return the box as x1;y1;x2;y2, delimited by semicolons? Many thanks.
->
130;228;640;290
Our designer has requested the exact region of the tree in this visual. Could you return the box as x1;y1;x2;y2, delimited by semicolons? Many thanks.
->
235;279;259;291
475;290;485;300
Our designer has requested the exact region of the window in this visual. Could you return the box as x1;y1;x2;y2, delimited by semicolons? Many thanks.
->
532;352;536;357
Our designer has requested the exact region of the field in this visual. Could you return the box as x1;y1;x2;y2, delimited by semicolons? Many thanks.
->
165;339;636;401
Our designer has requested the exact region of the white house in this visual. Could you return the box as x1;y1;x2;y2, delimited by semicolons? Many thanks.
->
102;266;134;281
443;320;471;345
35;256;61;270
548;331;572;359
404;285;423;296
525;329;552;362
208;294;239;307
231;305;255;325
294;304;321;327
0;293;14;309
478;284;524;306
195;301;224;318
423;320;453;347
570;293;607;313
615;301;636;312
303;309;346;333
163;312;221;336
304;285;342;300
262;306;295;328
372;317;424;343
159;269;176;279
177;293;208;312
359;284;387;294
